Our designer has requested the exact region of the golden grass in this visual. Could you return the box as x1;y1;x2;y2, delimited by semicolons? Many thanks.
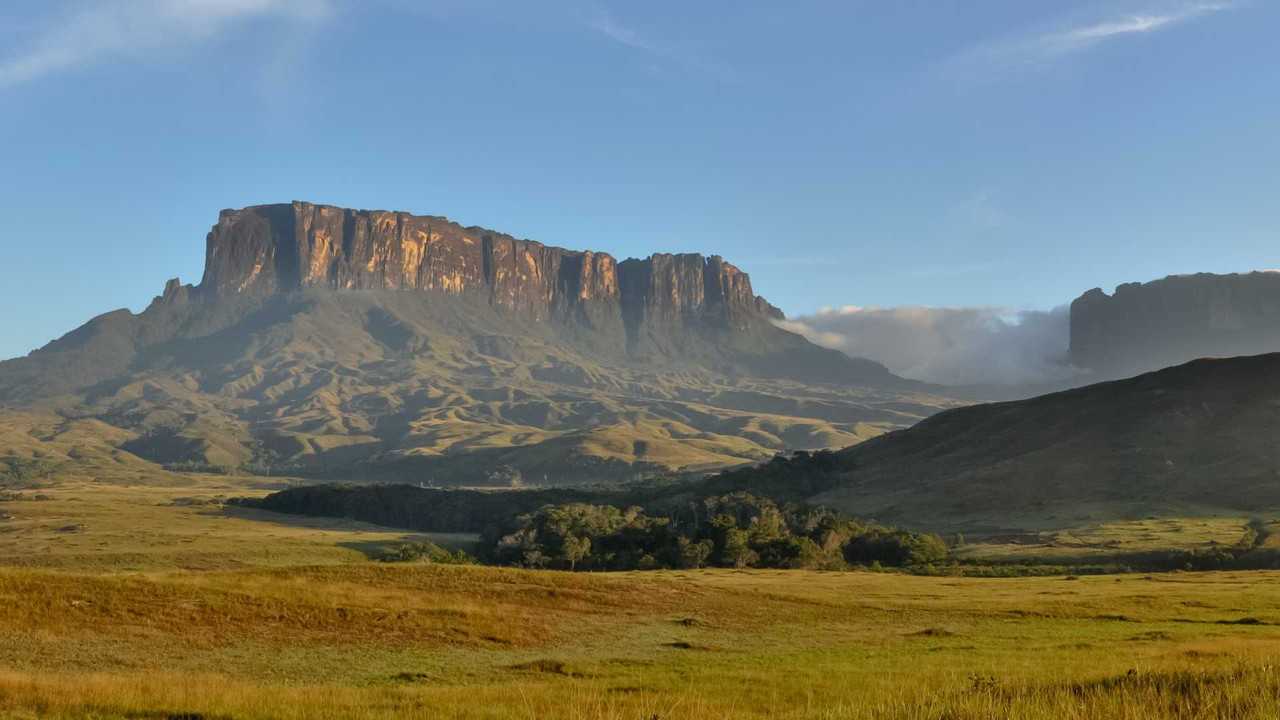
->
4;477;1280;718
2;562;1280;718
0;477;477;571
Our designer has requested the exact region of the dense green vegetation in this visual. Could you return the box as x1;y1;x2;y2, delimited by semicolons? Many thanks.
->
377;540;474;564
242;449;848;530
485;492;947;571
243;479;950;571
243;462;1280;574
694;448;851;500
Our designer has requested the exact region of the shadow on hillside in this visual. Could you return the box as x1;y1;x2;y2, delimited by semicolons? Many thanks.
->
219;502;374;530
338;538;418;560
219;503;481;553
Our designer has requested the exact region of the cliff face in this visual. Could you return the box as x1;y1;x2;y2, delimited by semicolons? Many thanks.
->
198;202;777;339
1069;272;1280;377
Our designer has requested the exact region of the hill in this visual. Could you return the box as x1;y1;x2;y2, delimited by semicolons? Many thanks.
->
0;202;956;485
787;353;1280;530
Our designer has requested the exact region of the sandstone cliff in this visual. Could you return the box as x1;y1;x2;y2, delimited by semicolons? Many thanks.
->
196;202;780;345
1070;271;1280;378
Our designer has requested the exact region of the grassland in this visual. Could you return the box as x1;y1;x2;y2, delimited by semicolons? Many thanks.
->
3;475;1280;719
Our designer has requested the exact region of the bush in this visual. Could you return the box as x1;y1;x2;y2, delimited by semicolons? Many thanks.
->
378;541;472;564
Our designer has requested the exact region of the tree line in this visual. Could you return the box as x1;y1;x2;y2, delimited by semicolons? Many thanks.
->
483;491;949;571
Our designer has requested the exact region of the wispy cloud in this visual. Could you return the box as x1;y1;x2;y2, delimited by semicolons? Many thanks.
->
587;8;660;54
1037;2;1232;53
0;0;333;88
946;2;1237;82
583;6;738;82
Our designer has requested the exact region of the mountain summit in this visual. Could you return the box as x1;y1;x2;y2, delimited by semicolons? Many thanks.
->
197;202;782;338
0;202;951;484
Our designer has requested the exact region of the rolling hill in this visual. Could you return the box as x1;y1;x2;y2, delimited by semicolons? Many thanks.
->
788;353;1280;529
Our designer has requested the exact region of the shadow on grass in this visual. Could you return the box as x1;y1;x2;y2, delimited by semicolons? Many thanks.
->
218;504;481;554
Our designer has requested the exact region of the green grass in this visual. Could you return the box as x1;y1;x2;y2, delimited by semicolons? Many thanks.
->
956;515;1265;563
3;476;1280;718
1;565;1279;718
0;476;477;571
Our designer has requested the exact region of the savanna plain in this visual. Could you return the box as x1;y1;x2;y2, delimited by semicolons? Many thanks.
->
1;473;1278;720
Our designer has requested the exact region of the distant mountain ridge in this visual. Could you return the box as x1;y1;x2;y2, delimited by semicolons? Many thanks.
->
1070;271;1280;379
0;202;951;485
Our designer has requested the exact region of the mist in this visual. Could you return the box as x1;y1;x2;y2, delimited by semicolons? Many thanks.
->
776;305;1080;386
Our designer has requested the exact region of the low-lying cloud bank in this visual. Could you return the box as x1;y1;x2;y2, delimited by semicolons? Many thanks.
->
777;306;1079;386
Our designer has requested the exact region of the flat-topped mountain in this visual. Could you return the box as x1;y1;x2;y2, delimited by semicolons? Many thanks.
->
199;202;782;339
1070;271;1280;380
0;202;954;485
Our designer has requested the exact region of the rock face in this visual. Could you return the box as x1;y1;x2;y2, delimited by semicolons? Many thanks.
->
198;202;779;343
1070;272;1280;378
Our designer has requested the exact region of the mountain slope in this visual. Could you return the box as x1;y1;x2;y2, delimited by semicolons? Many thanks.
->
0;202;956;485
765;353;1280;529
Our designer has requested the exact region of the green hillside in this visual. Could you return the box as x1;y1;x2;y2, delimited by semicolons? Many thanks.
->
770;353;1280;530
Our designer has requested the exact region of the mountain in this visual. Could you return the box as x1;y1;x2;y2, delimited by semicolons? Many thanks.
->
725;353;1280;530
1070;271;1280;380
0;202;956;485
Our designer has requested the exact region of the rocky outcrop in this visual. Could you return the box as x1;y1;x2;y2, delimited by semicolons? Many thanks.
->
1069;272;1280;377
198;201;781;341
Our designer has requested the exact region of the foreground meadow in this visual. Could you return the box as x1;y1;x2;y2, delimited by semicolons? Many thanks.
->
1;478;1279;719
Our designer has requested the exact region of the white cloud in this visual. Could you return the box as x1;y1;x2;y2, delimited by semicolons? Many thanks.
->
1040;3;1232;52
587;8;659;54
946;2;1237;81
777;305;1081;386
582;6;738;83
0;0;332;88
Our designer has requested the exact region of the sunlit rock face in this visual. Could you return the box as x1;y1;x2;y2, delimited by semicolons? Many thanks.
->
197;201;777;338
1070;271;1280;378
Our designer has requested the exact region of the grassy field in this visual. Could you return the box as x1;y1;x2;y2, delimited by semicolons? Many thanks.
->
2;476;1280;719
955;514;1278;564
0;476;477;571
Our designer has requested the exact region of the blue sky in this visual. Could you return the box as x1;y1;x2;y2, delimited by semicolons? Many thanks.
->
1;0;1277;360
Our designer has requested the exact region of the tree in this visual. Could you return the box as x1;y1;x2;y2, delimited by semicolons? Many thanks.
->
721;528;758;568
906;533;949;565
562;534;591;571
757;536;822;569
487;464;524;488
677;537;713;569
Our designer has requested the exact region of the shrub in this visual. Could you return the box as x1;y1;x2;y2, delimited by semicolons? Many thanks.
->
378;541;472;564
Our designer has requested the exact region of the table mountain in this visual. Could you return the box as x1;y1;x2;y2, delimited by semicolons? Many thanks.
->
1070;271;1280;379
0;202;955;485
